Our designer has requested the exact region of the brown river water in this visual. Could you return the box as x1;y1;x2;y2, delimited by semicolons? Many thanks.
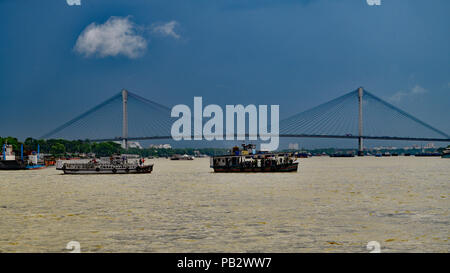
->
0;157;448;252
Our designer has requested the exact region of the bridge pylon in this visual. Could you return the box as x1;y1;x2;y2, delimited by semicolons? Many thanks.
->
358;87;364;156
122;89;128;149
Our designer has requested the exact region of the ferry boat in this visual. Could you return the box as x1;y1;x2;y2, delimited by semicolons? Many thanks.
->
58;154;153;174
210;144;298;173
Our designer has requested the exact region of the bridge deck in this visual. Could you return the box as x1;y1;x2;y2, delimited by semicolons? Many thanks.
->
89;134;450;142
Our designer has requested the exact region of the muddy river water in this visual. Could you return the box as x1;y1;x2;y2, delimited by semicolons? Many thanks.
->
0;157;448;252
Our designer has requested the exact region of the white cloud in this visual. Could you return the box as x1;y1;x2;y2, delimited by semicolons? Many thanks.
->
66;0;81;6
388;85;429;103
151;21;180;39
74;16;147;58
411;85;427;94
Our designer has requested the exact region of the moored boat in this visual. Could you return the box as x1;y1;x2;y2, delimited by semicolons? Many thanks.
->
210;144;299;173
1;144;26;170
1;143;46;170
442;148;450;158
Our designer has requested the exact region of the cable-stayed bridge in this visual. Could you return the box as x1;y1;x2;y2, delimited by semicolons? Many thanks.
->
40;88;450;153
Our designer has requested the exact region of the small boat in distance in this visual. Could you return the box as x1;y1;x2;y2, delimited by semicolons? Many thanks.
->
210;144;298;173
415;152;441;157
57;154;153;174
170;154;194;160
330;152;355;158
441;148;450;158
295;151;310;158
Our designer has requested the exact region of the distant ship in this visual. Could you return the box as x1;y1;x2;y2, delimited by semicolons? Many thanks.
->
415;152;441;157
1;143;46;170
330;152;355;158
57;154;153;174
295;152;310;158
210;144;298;173
170;154;194;160
442;148;450;158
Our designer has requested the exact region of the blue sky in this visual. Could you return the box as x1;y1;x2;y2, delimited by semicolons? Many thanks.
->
0;0;449;146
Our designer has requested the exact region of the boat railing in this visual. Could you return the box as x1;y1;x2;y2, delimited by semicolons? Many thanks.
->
62;161;151;169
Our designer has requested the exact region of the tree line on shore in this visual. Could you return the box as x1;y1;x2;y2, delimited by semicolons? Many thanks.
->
1;136;448;158
0;137;228;157
0;137;122;157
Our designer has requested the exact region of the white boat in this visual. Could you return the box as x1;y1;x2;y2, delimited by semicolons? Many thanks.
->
170;154;194;160
59;154;153;174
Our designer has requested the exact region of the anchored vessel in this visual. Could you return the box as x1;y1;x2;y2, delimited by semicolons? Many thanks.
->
0;144;26;170
58;154;153;174
1;143;46;170
210;144;299;173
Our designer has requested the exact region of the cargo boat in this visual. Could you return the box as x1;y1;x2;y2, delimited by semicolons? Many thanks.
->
58;154;153;174
1;143;45;170
210;144;298;173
